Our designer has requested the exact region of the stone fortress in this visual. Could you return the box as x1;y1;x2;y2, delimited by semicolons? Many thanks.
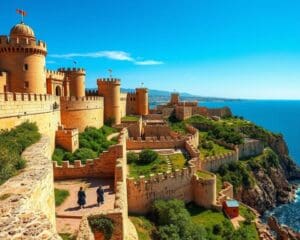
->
0;20;265;240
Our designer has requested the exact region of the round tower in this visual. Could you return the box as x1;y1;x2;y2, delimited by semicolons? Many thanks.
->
0;22;47;93
97;78;121;124
136;88;149;115
58;68;86;97
170;92;180;105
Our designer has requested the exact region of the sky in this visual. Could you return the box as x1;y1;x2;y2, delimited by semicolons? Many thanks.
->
1;0;300;99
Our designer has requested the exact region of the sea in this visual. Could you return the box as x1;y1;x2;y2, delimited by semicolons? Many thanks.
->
199;100;300;232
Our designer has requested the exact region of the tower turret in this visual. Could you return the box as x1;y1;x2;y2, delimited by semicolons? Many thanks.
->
136;88;149;115
0;22;47;94
170;92;180;105
97;78;121;124
58;68;86;97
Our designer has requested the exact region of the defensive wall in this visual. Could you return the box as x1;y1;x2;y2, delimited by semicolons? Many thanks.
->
239;138;264;159
0;71;7;92
60;96;104;132
0;136;60;239
55;129;137;239
0;92;60;149
201;151;239;172
213;181;234;210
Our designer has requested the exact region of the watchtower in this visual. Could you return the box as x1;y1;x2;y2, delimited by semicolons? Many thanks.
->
136;88;149;115
58;68;86;97
170;92;180;105
0;22;47;94
97;78;121;124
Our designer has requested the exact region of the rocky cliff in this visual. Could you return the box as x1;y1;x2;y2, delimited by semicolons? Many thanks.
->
236;133;300;213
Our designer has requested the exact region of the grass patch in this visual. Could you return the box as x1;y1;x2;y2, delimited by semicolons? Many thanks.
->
128;155;169;178
129;216;154;240
167;153;187;170
52;126;117;165
0;121;40;185
122;115;140;121
216;174;223;193
55;188;70;207
59;233;76;240
199;131;231;158
196;170;214;179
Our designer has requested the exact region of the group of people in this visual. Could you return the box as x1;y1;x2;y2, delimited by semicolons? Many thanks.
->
77;185;104;208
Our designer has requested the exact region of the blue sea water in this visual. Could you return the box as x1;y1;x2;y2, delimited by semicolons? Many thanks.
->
200;100;300;232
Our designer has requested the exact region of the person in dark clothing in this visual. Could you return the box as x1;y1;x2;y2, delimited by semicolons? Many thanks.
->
77;187;86;209
96;185;104;206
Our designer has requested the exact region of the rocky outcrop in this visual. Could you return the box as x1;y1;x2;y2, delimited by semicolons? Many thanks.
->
268;216;300;240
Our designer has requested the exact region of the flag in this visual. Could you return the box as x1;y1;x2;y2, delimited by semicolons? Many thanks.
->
16;9;27;16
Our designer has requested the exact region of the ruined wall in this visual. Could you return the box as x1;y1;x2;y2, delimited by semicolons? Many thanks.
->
0;92;60;149
0;136;60;239
60;96;104;132
201;151;238;172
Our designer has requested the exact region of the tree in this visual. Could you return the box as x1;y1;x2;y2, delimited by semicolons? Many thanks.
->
139;149;158;164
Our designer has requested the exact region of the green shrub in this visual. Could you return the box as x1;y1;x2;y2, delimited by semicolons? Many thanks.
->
139;149;158;164
0;122;40;185
55;188;70;206
72;148;97;164
88;216;114;240
127;152;139;164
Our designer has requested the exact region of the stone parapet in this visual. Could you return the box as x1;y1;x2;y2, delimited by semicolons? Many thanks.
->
0;136;60;239
201;150;238;172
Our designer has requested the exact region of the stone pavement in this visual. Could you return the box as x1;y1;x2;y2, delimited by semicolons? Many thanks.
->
55;178;115;235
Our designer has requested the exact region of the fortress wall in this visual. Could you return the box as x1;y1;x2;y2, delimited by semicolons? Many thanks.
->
192;171;217;208
175;106;192;120
53;129;128;180
206;107;232;118
60;96;104;132
0;92;60;149
127;167;196;214
186;125;199;148
214;181;233;210
143;114;164;120
201;151;238;172
0;136;60;239
238;139;264;159
143;124;171;137
126;137;185;150
126;92;137;115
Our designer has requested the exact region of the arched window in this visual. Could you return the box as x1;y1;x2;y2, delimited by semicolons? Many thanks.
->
55;86;62;96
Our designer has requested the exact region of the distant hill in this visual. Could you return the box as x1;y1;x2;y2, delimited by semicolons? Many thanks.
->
86;87;239;102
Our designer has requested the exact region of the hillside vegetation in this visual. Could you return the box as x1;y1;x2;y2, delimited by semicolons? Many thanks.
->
0;122;41;185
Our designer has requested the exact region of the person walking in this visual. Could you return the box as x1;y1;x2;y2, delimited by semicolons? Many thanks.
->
77;187;86;209
96;185;104;206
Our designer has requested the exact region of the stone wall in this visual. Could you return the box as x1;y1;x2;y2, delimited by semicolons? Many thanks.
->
60;96;104;132
239;138;264;159
0;92;61;149
127;136;185;150
53;143;123;180
0;136;60;239
55;127;79;152
201;151;238;172
143;124;171;137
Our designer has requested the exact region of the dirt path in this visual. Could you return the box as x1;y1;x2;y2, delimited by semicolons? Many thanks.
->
55;178;115;236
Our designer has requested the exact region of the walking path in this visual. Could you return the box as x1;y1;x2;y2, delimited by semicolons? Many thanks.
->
55;178;115;235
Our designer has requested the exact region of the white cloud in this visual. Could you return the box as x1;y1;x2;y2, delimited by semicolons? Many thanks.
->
47;60;56;64
134;60;164;65
49;50;163;66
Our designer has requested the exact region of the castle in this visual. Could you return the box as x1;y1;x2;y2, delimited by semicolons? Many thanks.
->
0;20;265;240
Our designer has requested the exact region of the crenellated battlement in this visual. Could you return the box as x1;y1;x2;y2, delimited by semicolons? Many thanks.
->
0;35;47;55
60;95;103;102
201;150;238;172
57;67;85;74
85;89;98;96
0;92;59;102
97;78;121;85
46;69;65;80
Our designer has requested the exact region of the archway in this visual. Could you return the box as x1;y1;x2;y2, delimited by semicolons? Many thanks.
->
55;86;62;96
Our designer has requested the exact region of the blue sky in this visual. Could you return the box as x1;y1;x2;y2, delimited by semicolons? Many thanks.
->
1;0;300;99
